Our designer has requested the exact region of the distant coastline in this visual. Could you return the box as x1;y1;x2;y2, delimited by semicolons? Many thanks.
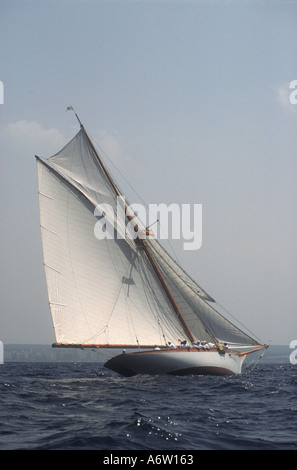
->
2;344;292;364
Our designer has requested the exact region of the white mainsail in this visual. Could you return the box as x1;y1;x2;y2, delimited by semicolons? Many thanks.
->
36;123;263;351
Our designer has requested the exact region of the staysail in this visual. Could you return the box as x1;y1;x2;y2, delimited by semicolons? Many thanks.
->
36;122;262;350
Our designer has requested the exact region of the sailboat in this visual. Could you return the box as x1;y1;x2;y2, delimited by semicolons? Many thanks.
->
35;110;267;377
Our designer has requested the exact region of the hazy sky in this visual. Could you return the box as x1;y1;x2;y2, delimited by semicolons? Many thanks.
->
0;0;296;346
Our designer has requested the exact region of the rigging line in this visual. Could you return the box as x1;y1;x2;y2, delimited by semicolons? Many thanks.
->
246;347;267;373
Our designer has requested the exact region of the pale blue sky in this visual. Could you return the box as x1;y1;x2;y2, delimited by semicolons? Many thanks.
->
0;0;296;345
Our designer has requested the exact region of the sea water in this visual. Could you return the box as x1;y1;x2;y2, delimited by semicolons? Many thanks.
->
0;361;296;451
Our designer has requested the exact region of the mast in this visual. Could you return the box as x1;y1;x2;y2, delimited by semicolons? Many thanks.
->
78;116;194;343
75;112;83;128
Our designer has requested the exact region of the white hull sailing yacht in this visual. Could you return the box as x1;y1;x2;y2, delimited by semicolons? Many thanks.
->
104;348;246;377
35;109;267;377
